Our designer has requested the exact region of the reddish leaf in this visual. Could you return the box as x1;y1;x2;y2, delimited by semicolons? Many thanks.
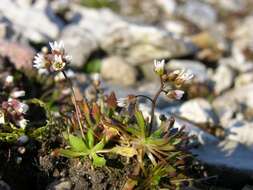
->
107;92;117;109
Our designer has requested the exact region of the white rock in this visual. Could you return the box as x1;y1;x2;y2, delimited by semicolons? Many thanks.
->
178;0;217;29
212;64;235;94
0;0;63;43
226;121;253;149
60;25;98;68
179;98;218;124
235;72;253;87
101;56;137;86
70;5;196;65
168;59;209;83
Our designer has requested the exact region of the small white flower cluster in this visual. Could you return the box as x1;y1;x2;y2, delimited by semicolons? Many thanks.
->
33;41;72;74
4;75;26;98
154;59;165;76
116;95;136;108
166;90;184;100
1;99;29;129
171;69;194;86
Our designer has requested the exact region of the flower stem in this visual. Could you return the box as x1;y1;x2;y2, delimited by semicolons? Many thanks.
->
149;76;164;135
62;71;85;139
135;95;154;104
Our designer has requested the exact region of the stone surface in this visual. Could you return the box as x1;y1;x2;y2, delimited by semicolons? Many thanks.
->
70;5;197;65
0;180;11;190
0;40;35;70
101;56;137;86
178;98;219;125
46;178;72;190
140;104;253;176
60;25;98;68
213;84;253;115
167;59;209;83
226;121;253;149
0;0;63;43
178;0;217;29
235;72;253;87
212;64;235;94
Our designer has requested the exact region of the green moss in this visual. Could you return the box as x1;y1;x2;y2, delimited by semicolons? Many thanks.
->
80;0;118;10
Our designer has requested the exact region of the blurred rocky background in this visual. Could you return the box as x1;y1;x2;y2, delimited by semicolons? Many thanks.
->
1;0;253;189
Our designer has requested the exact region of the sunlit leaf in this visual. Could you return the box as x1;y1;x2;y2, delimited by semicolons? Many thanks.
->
87;128;94;148
111;146;137;157
92;138;105;152
69;134;88;152
59;149;87;158
134;110;146;138
92;153;106;167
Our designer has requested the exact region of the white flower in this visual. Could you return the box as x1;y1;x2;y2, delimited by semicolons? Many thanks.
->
33;53;47;70
49;41;64;52
17;119;28;129
17;103;29;114
0;110;5;124
117;97;129;107
10;90;26;98
166;90;184;100
52;55;66;71
54;70;74;82
154;59;165;75
5;75;14;84
179;70;194;81
64;54;72;62
171;69;194;86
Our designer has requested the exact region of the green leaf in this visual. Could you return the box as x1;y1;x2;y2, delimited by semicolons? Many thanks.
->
134;110;146;138
111;146;137;157
92;153;106;167
126;126;141;137
59;149;87;158
92;138;105;152
87;128;94;149
83;59;101;73
69;134;88;152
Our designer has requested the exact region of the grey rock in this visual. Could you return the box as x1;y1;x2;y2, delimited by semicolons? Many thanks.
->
212;64;235;94
101;56;137;86
178;0;217;29
235;72;253;87
60;25;98;68
178;98;219;125
217;0;247;13
242;185;253;190
139;62;158;81
213;84;253;115
101;24;196;65
0;40;35;70
141;104;253;176
232;16;253;64
212;84;253;127
167;59;209;83
47;178;72;190
71;5;196;65
226;121;253;149
117;0;177;24
0;0;63;43
191;139;253;174
0;180;10;190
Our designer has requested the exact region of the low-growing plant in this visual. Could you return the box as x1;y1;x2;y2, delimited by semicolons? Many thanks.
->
33;41;196;189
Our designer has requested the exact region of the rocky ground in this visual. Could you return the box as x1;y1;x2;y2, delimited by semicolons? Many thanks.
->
1;0;253;189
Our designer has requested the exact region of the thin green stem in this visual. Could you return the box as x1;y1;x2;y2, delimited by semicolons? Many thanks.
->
149;76;164;136
62;71;85;139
